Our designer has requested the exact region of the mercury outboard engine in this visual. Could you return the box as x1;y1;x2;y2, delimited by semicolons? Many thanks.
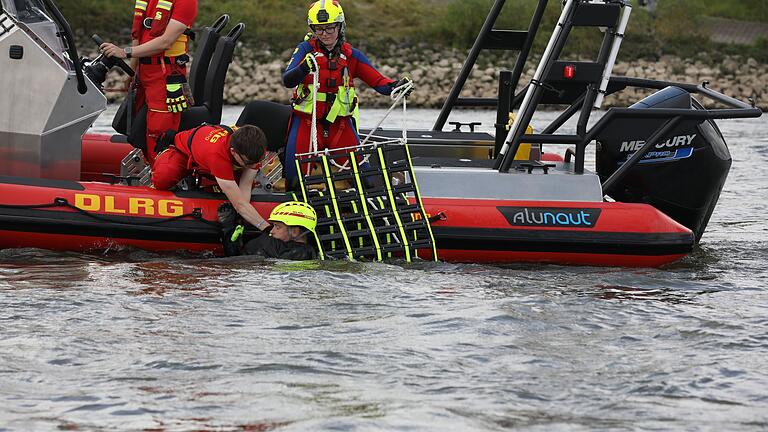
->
596;86;731;241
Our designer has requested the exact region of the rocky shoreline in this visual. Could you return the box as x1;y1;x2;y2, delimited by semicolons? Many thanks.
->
104;47;768;111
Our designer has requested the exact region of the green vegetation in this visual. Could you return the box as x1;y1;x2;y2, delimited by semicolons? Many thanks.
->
697;0;768;22
53;0;768;61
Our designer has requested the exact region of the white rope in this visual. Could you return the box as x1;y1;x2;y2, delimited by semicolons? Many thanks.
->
360;79;413;147
326;79;413;170
308;54;320;175
400;83;408;145
295;140;388;158
304;63;414;171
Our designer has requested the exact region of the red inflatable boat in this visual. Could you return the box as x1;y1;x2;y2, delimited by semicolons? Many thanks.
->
0;0;760;266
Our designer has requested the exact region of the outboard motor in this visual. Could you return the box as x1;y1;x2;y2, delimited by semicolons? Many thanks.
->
596;86;732;241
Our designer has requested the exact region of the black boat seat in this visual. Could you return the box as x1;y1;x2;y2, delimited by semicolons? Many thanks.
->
113;22;245;151
235;100;292;152
188;14;229;106
180;22;245;130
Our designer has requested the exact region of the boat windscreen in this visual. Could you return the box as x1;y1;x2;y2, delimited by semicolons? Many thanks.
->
1;0;49;23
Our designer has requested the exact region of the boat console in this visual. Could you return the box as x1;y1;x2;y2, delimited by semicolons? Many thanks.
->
0;0;105;181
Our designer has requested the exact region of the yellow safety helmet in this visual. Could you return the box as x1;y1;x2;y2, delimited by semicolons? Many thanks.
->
269;201;317;233
308;0;345;26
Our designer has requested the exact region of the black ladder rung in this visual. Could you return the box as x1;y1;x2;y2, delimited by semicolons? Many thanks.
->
317;232;346;242
396;204;421;213
335;193;361;204
296;154;327;165
352;247;380;258
387;165;411;175
358;169;386;180
372;225;402;235
329;170;356;182
317;217;365;229
343;228;370;239
379;145;408;156
356;187;390;198
404;222;431;233
392;184;416;195
380;243;406;253
361;184;414;197
308;196;333;207
316;219;342;228
408;240;434;250
302;172;326;182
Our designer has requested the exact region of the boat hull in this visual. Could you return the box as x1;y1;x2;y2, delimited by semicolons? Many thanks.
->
0;176;693;266
420;197;692;267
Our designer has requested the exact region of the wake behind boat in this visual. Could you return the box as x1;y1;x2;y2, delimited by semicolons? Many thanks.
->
0;0;761;266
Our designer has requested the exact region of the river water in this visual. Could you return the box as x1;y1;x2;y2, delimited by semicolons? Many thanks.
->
1;107;767;431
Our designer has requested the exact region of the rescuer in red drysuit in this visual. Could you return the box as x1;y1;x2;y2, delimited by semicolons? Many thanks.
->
152;124;271;232
100;0;197;164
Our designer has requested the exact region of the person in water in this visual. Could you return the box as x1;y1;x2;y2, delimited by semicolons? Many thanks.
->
152;124;272;232
219;201;318;260
282;0;412;187
99;0;197;164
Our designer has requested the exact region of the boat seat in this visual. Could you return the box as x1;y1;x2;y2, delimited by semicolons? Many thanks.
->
113;22;246;151
188;14;230;106
180;22;245;130
236;100;292;152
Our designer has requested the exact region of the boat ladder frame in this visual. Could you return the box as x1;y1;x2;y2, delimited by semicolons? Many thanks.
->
293;142;438;262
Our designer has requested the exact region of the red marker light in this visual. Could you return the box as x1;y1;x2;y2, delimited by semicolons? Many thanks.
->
564;64;576;79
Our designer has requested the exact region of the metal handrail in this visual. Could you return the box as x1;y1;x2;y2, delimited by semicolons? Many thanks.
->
519;80;763;176
40;0;87;94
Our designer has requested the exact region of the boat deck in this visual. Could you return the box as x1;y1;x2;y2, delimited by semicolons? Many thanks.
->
412;161;604;202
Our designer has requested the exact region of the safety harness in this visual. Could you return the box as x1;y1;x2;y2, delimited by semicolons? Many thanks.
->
156;124;236;171
291;39;359;124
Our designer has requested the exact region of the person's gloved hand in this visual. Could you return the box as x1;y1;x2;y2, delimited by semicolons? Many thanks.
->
301;53;318;73
218;203;244;256
217;202;240;228
392;76;414;97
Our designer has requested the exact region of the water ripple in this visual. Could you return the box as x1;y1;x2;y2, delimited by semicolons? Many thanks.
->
0;114;767;430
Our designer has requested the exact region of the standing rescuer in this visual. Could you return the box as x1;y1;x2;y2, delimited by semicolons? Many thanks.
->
100;0;198;164
282;0;412;186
